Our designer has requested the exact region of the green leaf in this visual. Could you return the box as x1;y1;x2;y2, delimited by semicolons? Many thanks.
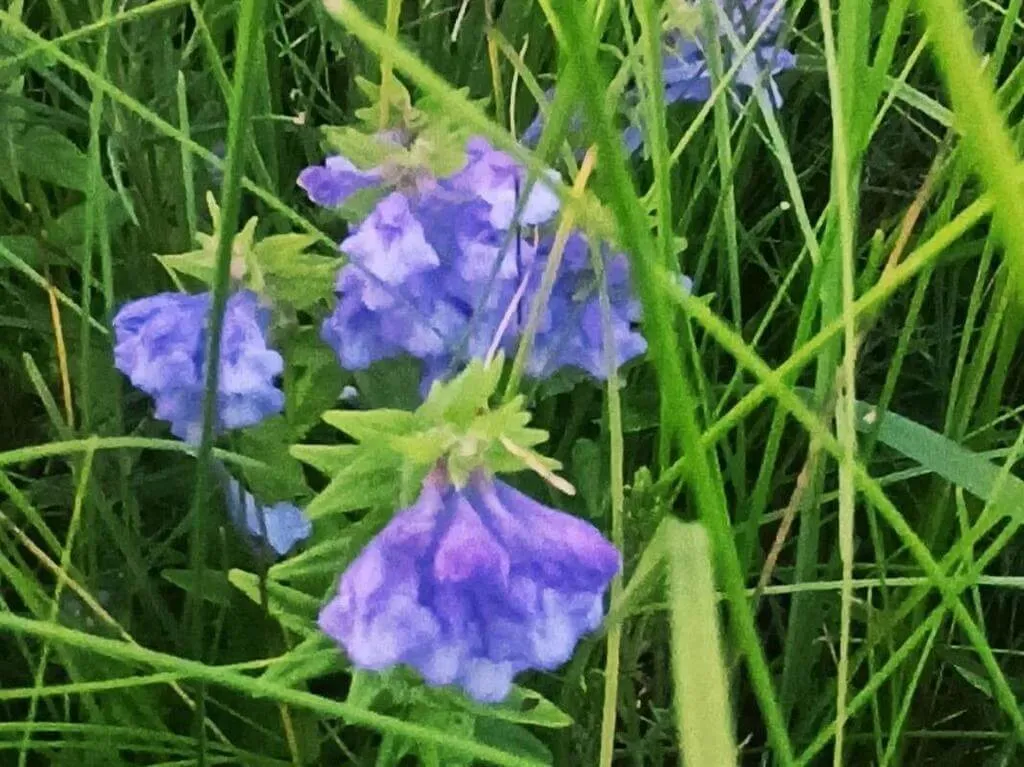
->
417;357;502;427
321;408;420;442
322;125;407;168
289;444;359;477
46;193;128;247
0;235;39;270
473;719;553;766
855;403;1024;516
269;506;391;581
161;569;234;606
14;125;91;191
346;668;392;709
227;569;320;636
285;330;345;437
157;249;215;284
452;686;573;728
571;438;604;519
302;446;405;519
237;416;310;502
411;123;471;177
260;633;342;687
390;428;455;468
353;357;422;410
0;77;25;203
409;705;477;767
253;233;339;310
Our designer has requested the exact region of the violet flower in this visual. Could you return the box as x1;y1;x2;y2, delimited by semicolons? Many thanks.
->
319;468;620;702
113;290;284;443
297;155;383;208
315;143;647;389
528;232;648;380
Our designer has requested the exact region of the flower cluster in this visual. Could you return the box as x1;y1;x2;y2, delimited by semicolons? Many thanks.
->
664;0;795;105
302;136;647;391
523;0;795;155
113;290;285;443
319;468;620;702
625;0;795;152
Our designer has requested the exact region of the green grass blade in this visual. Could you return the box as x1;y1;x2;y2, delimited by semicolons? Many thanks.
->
665;520;736;766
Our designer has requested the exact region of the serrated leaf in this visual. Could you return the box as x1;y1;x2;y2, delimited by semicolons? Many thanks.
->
353;76;380;102
254;232;326;295
289;444;359;477
410;125;469;177
321;408;419;442
390;428;454;467
269;506;391;581
157;249;215;284
303;447;404;519
418;357;502;427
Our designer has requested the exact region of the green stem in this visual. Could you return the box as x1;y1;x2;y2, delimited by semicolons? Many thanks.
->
184;1;268;760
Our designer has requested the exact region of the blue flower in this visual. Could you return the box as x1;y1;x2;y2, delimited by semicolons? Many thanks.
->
223;473;311;557
659;0;796;109
341;192;441;285
528;233;648;379
318;469;620;702
522;2;796;158
320;182;535;383
661;0;794;106
312;133;649;390
297;155;383;208
113;290;284;442
447;137;561;229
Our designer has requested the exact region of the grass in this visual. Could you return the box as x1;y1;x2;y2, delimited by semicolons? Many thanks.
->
2;0;1024;765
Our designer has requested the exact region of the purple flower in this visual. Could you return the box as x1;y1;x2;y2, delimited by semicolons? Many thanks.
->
311;133;649;390
520;88;588;151
341;192;441;285
319;469;620;702
320;181;537;383
670;0;794;105
113;290;284;443
624;0;796;154
298;155;383;208
528;233;647;379
224;475;311;557
447;137;561;229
